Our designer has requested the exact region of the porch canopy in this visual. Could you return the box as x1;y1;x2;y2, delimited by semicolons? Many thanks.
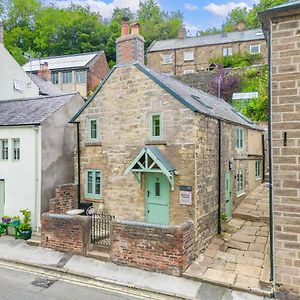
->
125;146;176;191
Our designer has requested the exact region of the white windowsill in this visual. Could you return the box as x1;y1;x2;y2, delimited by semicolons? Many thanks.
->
236;192;246;198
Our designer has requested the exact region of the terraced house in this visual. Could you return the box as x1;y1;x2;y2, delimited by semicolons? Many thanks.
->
70;22;265;271
147;23;267;75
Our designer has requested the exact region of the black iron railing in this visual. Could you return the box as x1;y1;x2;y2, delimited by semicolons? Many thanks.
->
91;213;115;247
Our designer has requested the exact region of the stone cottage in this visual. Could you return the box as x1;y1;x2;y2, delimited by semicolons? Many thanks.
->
70;22;265;255
259;1;300;299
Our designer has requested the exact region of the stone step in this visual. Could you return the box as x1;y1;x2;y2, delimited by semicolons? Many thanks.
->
233;211;268;223
87;249;110;262
26;237;41;247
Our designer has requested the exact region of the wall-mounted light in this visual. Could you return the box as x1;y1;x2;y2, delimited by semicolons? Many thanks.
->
229;159;233;171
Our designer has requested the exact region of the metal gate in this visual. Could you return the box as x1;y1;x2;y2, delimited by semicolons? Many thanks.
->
91;213;115;247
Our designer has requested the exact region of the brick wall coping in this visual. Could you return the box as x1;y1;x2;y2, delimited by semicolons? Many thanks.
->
46;213;75;220
116;33;145;43
113;219;194;231
56;183;77;188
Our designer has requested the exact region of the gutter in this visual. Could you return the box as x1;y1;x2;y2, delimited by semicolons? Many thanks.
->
267;21;275;297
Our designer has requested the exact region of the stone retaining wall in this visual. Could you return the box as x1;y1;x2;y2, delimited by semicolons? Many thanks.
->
41;213;91;255
49;183;78;214
111;220;194;276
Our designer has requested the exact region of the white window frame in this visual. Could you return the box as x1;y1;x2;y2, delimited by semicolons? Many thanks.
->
236;169;245;196
183;69;195;74
163;53;172;64
250;44;261;55
12;139;20;161
236;127;244;150
184;51;194;61
255;160;261;179
0;139;8;160
223;47;233;57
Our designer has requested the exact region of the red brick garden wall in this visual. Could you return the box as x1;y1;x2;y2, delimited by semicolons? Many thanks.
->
111;220;194;276
49;183;78;214
41;213;91;255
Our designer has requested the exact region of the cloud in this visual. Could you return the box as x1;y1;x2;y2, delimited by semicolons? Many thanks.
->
184;3;198;11
203;2;250;17
52;0;142;18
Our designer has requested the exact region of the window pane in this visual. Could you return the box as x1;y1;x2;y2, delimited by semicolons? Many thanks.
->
163;54;171;63
51;72;59;84
90;120;98;140
13;139;20;160
95;171;101;195
155;178;160;197
152;115;161;137
87;171;93;194
1;140;8;160
76;70;87;83
63;71;72;83
184;51;194;61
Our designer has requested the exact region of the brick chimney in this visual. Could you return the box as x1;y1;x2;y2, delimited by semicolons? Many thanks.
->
178;26;187;39
115;21;145;65
236;21;245;31
38;62;51;81
0;22;4;44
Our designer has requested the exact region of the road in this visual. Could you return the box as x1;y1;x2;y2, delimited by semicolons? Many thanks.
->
0;265;170;300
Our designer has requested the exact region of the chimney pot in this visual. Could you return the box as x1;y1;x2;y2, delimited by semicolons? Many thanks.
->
130;22;140;35
236;21;245;32
0;22;4;44
121;21;130;36
178;26;187;39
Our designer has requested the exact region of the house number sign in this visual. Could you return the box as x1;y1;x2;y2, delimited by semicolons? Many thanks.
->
180;186;192;205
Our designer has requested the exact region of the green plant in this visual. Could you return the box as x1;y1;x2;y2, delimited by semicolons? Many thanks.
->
19;209;32;231
221;213;228;221
12;215;20;221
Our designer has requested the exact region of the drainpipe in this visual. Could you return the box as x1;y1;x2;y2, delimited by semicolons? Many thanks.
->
34;126;40;230
76;122;81;208
262;133;266;182
218;119;222;234
267;21;275;296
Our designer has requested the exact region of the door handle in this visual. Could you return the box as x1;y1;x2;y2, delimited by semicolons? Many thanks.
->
147;210;149;213
147;190;150;197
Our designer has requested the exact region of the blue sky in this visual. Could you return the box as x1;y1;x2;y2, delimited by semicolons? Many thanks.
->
45;0;260;35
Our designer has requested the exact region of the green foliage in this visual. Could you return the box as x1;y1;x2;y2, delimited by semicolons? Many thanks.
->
209;52;262;68
223;7;248;32
221;213;228;221
1;0;182;65
19;209;32;231
242;66;268;121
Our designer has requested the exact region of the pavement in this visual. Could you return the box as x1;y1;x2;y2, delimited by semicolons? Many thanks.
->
184;184;271;296
0;236;270;300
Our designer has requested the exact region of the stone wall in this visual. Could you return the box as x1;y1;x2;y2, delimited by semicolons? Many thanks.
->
147;39;267;75
41;213;91;255
111;220;194;276
49;183;78;214
271;13;300;299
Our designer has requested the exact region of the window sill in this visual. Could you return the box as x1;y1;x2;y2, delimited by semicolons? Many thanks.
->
256;177;262;181
145;140;167;145
162;62;172;65
85;142;102;147
236;192;246;198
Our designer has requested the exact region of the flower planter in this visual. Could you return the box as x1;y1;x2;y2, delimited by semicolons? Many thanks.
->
21;230;32;240
12;220;21;226
1;217;11;224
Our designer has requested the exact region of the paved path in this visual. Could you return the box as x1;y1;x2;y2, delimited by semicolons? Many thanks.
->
184;184;270;296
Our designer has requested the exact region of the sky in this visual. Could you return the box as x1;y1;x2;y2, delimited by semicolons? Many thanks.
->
45;0;260;35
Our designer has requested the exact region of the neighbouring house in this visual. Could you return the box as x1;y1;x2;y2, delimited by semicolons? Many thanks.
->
0;23;40;101
0;93;83;229
23;51;109;98
69;21;265;266
259;1;300;299
232;92;259;110
147;23;267;75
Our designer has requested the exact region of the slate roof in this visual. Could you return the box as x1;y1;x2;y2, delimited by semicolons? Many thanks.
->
71;63;262;131
146;146;176;172
148;29;265;52
22;52;104;72
0;93;77;126
28;74;61;96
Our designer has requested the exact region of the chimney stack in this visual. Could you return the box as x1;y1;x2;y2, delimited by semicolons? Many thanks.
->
236;21;245;32
37;62;51;81
115;21;145;65
178;26;187;39
0;22;4;44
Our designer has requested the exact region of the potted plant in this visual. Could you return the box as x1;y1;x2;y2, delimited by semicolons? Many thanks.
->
19;209;32;240
1;215;11;224
12;215;21;226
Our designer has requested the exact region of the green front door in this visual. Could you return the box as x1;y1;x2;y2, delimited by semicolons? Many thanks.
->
146;173;169;225
0;180;4;217
225;172;232;219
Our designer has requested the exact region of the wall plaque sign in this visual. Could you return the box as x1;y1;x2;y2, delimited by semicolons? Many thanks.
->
180;186;192;205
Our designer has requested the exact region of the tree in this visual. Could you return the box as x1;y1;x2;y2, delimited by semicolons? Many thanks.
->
197;27;221;36
210;66;241;101
222;7;249;32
